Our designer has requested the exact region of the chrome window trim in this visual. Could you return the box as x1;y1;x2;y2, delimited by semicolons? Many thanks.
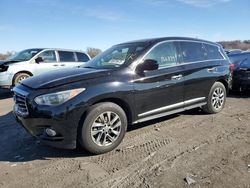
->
131;39;226;71
138;97;205;117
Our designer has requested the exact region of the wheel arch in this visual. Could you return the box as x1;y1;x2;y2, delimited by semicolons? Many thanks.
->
12;71;33;85
216;78;229;94
92;98;133;125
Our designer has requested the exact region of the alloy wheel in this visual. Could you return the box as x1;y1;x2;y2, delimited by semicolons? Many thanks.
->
212;87;225;110
91;111;122;146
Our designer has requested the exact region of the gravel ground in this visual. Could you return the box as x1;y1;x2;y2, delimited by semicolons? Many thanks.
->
0;89;250;188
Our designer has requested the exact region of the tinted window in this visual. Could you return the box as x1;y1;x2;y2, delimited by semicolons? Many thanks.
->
204;44;224;60
58;51;76;62
179;41;207;63
76;52;90;62
38;50;56;63
144;42;177;68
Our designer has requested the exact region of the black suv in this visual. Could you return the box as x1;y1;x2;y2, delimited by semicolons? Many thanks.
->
13;37;231;154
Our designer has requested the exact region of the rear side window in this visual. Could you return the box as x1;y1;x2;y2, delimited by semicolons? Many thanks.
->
76;52;90;62
179;41;207;63
58;51;76;62
38;50;56;63
204;44;224;60
144;42;177;68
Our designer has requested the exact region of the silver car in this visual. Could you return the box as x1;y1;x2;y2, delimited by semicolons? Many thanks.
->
0;48;90;88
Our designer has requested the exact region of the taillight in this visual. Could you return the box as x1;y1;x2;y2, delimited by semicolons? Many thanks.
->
229;63;235;71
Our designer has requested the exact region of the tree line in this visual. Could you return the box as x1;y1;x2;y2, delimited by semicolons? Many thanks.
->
218;40;250;51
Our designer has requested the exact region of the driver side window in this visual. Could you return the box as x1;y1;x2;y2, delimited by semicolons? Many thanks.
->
144;42;177;68
38;50;57;63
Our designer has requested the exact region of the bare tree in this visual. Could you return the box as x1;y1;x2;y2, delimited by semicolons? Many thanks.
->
86;47;102;58
0;51;15;60
218;40;250;50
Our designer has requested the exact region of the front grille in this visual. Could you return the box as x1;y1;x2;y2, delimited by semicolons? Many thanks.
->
14;93;29;116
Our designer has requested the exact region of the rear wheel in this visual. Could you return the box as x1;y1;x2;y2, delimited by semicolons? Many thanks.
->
202;82;226;114
13;73;30;85
78;102;127;154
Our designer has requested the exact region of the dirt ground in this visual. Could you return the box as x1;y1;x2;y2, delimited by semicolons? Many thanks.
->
0;88;250;188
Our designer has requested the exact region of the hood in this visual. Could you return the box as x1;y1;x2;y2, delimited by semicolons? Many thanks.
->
0;60;27;66
21;68;109;89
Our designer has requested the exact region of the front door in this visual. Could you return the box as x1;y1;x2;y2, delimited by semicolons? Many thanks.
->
133;41;184;121
33;50;59;75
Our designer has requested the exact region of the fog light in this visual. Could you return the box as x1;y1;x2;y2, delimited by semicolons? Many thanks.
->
45;128;57;137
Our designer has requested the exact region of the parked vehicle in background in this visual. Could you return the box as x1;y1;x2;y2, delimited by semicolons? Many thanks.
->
225;49;242;55
0;48;90;88
13;37;231;154
228;51;250;91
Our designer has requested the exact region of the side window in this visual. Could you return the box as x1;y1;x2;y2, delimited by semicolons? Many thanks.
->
38;50;56;63
204;44;224;60
179;41;207;63
76;52;90;62
144;42;177;68
58;51;76;62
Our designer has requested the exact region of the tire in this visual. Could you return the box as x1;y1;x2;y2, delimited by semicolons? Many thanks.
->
202;82;226;114
78;102;127;154
13;73;30;86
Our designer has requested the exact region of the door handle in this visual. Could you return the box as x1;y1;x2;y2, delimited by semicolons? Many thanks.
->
207;67;216;72
53;64;58;66
171;74;182;80
60;64;65;66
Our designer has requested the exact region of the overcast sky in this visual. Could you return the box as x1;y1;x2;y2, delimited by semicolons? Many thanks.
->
0;0;249;53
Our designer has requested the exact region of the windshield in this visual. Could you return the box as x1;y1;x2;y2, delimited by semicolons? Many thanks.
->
82;42;151;69
8;49;43;61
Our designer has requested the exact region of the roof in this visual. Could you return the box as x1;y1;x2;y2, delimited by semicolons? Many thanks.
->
118;36;219;46
25;48;86;53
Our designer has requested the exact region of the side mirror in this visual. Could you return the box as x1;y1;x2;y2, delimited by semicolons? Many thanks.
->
35;57;43;63
136;59;158;74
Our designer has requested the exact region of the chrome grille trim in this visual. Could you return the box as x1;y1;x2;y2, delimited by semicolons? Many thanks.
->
13;91;29;117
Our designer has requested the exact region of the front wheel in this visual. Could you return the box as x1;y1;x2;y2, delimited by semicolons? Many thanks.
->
13;73;30;86
202;82;226;114
78;102;127;154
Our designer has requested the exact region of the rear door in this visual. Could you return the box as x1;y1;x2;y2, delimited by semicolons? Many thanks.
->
57;51;80;69
177;41;226;106
134;41;184;120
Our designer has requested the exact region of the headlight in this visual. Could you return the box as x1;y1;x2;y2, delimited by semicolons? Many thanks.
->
34;88;85;106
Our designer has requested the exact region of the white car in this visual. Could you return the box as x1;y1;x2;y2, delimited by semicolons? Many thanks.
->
0;48;91;88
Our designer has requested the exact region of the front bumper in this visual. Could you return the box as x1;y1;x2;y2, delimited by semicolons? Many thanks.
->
13;111;81;149
0;71;13;87
12;90;88;149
